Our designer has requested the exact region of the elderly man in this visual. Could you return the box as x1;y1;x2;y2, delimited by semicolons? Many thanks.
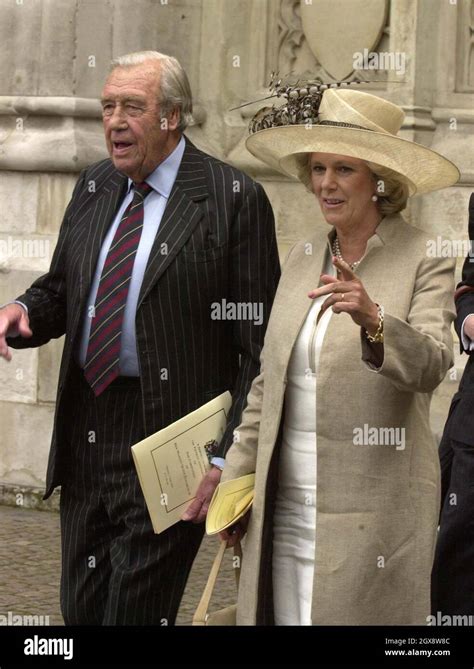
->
0;51;280;625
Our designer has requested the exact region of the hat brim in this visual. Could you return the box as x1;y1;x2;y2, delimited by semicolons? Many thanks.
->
245;126;460;195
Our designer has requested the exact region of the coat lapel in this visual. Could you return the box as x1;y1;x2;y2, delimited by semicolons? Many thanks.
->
270;228;331;379
137;139;208;307
349;214;399;294
266;214;398;379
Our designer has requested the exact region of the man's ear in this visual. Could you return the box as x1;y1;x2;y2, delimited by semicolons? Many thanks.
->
165;107;180;132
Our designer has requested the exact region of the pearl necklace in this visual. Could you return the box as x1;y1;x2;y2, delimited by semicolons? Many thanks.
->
332;235;361;271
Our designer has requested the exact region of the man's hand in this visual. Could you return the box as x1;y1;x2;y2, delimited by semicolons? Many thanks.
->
181;465;222;524
464;314;474;342
0;304;32;361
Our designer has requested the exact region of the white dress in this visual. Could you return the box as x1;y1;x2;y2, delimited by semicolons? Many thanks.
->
272;258;334;625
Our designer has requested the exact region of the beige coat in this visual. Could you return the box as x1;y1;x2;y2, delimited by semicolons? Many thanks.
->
221;214;456;625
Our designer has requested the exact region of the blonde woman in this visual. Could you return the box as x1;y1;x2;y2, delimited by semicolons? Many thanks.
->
219;87;459;625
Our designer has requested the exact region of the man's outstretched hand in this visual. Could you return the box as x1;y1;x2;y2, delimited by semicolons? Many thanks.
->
0;304;32;361
181;465;222;524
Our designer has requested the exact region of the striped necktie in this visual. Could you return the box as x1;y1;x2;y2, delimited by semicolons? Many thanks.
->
84;181;153;396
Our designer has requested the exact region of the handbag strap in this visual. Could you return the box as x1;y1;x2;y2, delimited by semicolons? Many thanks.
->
193;539;242;625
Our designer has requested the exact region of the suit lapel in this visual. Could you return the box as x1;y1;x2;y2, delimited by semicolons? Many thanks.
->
80;170;128;295
137;139;209;307
71;169;128;338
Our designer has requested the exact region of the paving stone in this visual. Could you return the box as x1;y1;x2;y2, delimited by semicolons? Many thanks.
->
0;505;237;626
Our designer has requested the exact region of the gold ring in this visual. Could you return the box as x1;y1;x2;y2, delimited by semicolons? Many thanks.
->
341;293;345;301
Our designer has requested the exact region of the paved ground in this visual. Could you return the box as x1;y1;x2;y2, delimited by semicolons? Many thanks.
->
0;505;236;626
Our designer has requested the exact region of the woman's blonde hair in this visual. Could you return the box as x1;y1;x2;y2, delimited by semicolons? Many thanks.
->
295;153;409;215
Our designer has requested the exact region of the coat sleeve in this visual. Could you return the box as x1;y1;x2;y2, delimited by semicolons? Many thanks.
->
7;170;87;349
220;345;265;482
216;181;280;458
361;254;456;393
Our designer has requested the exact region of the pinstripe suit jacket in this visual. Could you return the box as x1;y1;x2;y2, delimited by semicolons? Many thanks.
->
9;137;280;498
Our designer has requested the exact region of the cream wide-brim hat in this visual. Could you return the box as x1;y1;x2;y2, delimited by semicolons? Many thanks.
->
246;88;460;196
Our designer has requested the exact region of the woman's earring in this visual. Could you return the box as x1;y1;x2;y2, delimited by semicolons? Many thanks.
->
371;194;378;202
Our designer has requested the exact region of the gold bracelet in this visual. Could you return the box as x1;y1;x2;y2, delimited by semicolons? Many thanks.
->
366;304;384;343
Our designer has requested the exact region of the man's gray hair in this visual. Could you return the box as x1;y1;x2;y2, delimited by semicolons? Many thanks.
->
110;51;193;132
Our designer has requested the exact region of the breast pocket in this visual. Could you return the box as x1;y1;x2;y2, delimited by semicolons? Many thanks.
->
182;244;228;264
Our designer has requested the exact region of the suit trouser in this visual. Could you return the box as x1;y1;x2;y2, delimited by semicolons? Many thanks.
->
431;430;474;615
60;368;205;625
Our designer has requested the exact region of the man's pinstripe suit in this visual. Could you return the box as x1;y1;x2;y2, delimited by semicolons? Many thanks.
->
8;137;280;624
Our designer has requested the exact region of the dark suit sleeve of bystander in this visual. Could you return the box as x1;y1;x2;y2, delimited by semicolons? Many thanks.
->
454;193;474;351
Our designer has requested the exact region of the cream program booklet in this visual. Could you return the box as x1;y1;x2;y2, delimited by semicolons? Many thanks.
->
131;391;232;534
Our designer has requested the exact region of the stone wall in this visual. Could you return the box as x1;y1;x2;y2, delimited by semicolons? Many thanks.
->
0;0;473;505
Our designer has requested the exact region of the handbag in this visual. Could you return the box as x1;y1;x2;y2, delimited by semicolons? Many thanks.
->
192;539;242;626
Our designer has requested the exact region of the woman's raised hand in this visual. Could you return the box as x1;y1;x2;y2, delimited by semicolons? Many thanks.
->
308;256;379;335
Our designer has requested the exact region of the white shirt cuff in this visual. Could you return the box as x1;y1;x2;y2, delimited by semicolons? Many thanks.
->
461;315;474;351
210;457;225;470
0;300;29;315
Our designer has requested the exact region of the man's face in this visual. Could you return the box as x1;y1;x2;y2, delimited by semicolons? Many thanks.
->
101;63;179;182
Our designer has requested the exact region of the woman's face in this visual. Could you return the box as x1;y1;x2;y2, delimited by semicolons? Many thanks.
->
309;152;378;229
